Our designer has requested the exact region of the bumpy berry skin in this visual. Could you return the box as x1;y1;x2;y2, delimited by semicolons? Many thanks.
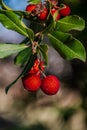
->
38;7;48;21
41;75;60;95
59;5;71;16
22;74;41;92
25;4;36;12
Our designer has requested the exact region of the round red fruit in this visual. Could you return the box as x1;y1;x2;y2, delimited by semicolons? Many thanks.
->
41;75;60;95
51;8;57;15
39;61;45;71
28;59;40;74
22;74;41;92
56;13;61;20
51;8;60;20
38;7;48;21
59;5;71;16
25;4;36;12
33;59;40;73
29;59;45;74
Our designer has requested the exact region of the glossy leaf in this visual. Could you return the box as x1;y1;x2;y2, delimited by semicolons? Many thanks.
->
0;10;34;39
28;0;41;4
5;54;36;94
0;0;30;17
42;21;55;34
0;0;12;10
0;43;27;58
56;15;85;32
14;47;32;66
19;37;30;44
48;31;86;62
39;44;48;65
42;15;55;34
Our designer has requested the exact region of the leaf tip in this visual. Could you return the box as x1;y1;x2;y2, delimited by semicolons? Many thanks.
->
5;87;9;94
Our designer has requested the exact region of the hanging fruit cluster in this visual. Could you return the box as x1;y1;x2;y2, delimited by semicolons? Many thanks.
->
25;1;71;21
22;59;60;95
0;0;86;96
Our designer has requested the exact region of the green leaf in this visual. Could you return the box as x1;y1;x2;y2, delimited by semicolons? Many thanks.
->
19;37;30;44
14;47;32;66
0;43;28;58
0;0;12;10
39;44;48;65
5;54;36;94
42;21;55;34
0;10;34;39
48;31;86;62
42;15;55;34
56;15;85;32
28;0;41;4
0;0;30;18
13;10;30;18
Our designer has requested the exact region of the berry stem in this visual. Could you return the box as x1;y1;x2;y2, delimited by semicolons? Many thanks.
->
40;71;46;78
32;41;38;54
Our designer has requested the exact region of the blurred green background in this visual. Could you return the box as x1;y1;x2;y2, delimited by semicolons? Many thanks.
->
0;0;87;130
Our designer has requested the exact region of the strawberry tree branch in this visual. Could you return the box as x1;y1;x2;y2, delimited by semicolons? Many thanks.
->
0;0;86;95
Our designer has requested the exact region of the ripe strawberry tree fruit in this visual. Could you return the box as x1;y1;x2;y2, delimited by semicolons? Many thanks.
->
29;59;40;74
0;0;86;95
29;59;45;74
39;61;45;72
38;7;48;21
22;74;41;92
25;4;36;13
51;8;60;20
41;75;60;95
59;4;71;17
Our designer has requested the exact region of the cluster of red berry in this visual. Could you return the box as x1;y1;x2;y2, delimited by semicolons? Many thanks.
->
25;3;49;21
22;59;60;95
51;4;71;21
22;0;71;95
25;0;71;21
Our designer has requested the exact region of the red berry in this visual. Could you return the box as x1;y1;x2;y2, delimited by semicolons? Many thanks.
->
56;13;61;20
51;8;57;15
29;59;40;74
33;59;40;73
25;4;36;12
59;5;71;16
51;8;60;20
29;59;45;74
22;74;41;92
41;75;60;95
38;7;48;21
28;67;35;74
39;61;45;71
